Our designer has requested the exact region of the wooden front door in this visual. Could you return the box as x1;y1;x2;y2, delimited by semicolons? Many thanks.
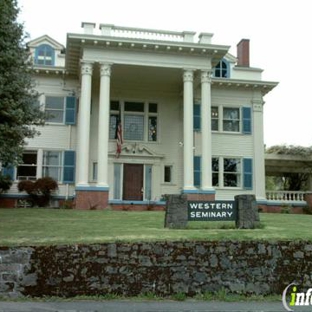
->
123;164;143;200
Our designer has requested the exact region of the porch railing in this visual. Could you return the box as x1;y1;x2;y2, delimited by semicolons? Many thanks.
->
266;191;306;202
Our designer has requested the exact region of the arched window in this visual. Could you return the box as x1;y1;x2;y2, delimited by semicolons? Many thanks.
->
214;59;230;78
35;44;55;66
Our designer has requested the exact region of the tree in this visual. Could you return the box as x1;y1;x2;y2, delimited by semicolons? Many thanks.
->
0;0;45;166
266;145;312;191
0;173;12;193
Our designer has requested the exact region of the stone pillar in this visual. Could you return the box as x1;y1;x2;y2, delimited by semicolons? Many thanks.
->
201;70;214;191
252;100;266;200
164;194;188;229
183;69;195;191
235;194;260;229
77;61;93;186
97;63;111;187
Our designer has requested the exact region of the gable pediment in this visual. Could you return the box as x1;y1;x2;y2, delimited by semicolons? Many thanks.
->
27;35;64;50
109;143;164;158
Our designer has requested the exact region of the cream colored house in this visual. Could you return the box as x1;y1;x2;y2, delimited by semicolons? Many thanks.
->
2;23;278;209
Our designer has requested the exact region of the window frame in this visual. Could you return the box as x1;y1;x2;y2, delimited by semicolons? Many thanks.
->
45;96;66;124
211;106;244;133
35;44;55;66
213;58;230;78
16;151;37;181
42;150;63;182
212;156;242;189
109;100;159;142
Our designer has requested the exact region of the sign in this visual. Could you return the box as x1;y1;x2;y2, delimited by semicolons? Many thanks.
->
188;200;236;221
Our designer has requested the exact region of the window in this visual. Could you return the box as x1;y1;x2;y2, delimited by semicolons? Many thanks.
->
92;162;98;181
109;101;158;142
164;166;172;183
212;157;219;186
194;156;201;187
124;115;144;140
45;96;64;123
214;59;229;78
223;108;240;132
211;106;219;131
17;151;37;181
45;96;77;124
35;44;55;66
193;104;201;131
148;103;158;141
43;151;62;181
211;157;241;188
223;158;241;187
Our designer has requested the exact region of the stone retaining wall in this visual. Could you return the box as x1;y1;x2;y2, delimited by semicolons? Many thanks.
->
1;241;312;298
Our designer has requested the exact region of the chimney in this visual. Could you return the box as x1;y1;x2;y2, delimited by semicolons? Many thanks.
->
237;39;250;67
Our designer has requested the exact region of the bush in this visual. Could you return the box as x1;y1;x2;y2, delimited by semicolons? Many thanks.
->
0;173;13;193
18;177;58;207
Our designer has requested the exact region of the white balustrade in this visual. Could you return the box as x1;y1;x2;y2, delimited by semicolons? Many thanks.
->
266;191;305;202
99;24;195;42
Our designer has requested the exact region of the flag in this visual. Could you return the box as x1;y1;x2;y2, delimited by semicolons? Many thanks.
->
115;113;123;158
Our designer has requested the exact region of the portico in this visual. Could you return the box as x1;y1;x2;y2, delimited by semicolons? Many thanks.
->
70;24;228;209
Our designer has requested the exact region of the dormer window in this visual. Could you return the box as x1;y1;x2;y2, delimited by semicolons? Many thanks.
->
214;59;230;78
35;44;55;66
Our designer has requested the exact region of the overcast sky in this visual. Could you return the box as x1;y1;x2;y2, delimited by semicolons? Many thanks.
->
17;0;312;148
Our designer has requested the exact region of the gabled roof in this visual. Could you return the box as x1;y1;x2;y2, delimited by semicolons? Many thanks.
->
27;35;65;50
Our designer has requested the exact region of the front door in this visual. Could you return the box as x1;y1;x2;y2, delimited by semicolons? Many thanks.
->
123;164;143;200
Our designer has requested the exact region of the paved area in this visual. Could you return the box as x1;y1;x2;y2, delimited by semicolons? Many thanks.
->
1;299;310;312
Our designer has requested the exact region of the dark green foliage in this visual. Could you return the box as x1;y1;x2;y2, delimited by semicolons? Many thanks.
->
18;177;58;207
0;173;13;193
0;0;45;166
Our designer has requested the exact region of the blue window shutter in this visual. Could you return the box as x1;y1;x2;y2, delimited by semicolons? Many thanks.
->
65;96;77;125
1;165;14;180
243;158;253;190
63;151;75;183
194;156;201;187
194;104;201;131
242;107;252;134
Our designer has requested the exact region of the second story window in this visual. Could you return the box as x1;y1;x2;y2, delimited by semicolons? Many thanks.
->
35;44;55;66
109;101;158;142
45;96;64;123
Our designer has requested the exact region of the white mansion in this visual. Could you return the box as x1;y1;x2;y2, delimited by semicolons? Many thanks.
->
2;23;278;209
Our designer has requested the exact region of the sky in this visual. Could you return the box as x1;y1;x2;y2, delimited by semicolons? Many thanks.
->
17;0;312;148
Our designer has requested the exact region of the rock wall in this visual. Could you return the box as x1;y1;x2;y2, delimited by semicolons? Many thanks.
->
1;241;312;298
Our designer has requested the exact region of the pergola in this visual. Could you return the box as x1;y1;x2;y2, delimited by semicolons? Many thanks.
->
265;153;312;190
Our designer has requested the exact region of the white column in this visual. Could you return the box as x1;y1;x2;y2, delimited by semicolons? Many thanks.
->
36;149;43;179
183;69;195;190
201;70;214;190
253;100;266;200
77;61;93;186
97;63;111;187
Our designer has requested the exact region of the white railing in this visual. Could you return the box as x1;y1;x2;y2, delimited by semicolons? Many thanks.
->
99;24;195;43
266;191;306;202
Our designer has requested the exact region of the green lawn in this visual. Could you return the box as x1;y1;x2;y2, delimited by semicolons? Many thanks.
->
0;208;312;246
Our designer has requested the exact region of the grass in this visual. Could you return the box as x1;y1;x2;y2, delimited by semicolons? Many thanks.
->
0;209;312;246
0;292;282;303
